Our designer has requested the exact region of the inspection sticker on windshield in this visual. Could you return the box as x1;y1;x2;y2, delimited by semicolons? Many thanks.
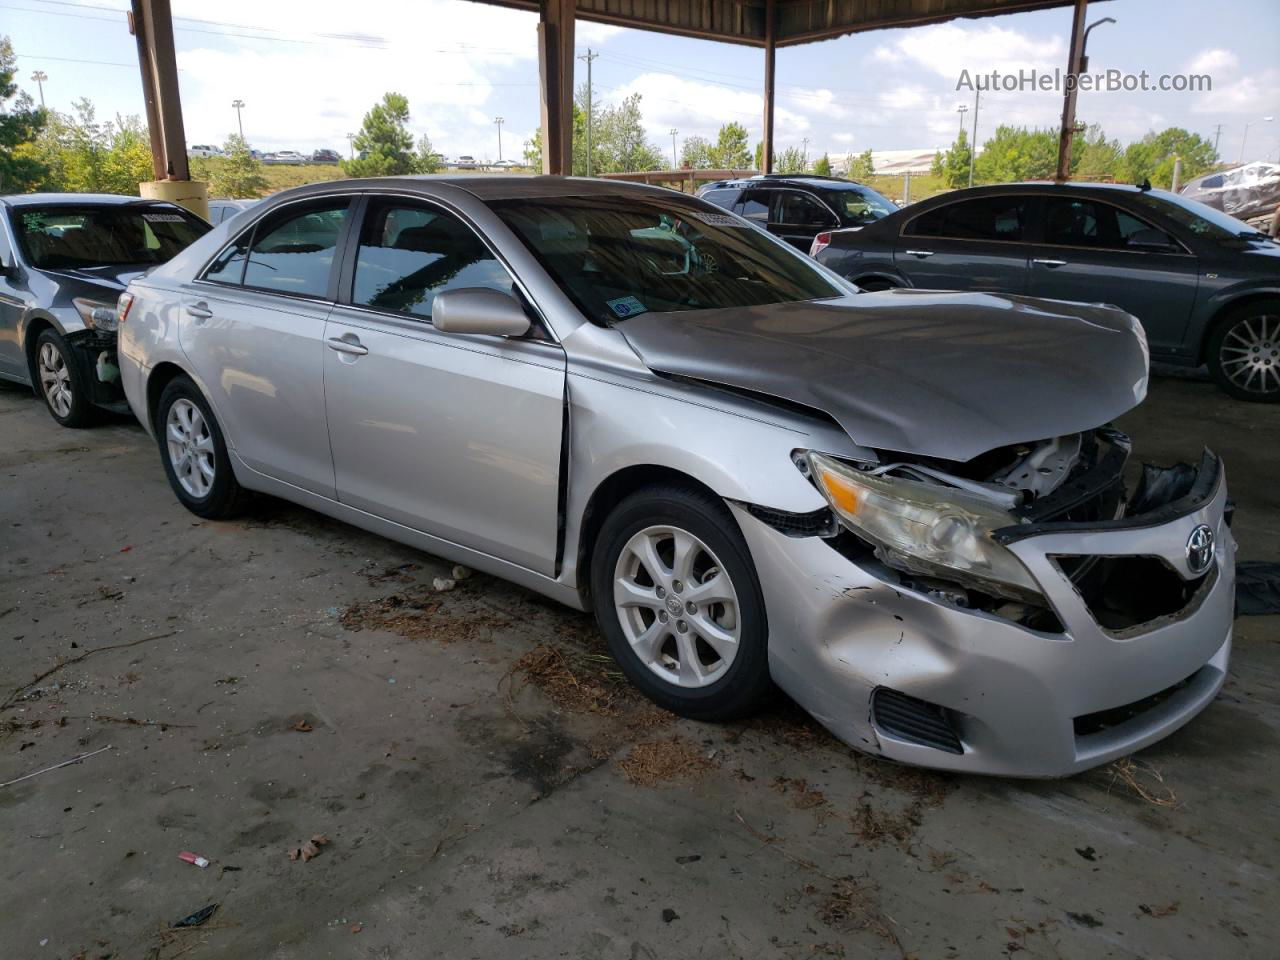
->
687;211;744;227
142;213;186;222
606;296;648;318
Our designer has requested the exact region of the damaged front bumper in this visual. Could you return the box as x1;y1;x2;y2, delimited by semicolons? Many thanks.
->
733;451;1234;778
64;329;128;413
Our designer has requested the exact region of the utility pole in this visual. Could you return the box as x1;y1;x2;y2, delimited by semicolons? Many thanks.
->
346;132;355;159
670;128;679;169
494;116;505;162
801;136;810;168
30;70;47;108
577;47;598;176
1240;117;1274;165
1213;123;1223;155
956;102;967;134
968;90;979;187
231;98;244;139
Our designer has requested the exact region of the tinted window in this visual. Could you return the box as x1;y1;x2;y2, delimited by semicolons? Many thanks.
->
774;191;835;226
734;191;770;222
491;194;842;326
242;201;349;297
204;234;250;284
908;196;1026;241
1043;198;1178;250
12;204;208;269
823;184;898;226
700;188;739;210
351;201;513;320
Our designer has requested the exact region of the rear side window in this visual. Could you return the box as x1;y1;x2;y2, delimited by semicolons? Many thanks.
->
734;190;770;222
700;188;739;210
350;200;514;321
907;196;1026;242
241;201;350;297
1042;198;1179;251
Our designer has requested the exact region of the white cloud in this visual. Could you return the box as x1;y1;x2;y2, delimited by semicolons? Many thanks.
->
871;23;1065;82
1188;48;1237;76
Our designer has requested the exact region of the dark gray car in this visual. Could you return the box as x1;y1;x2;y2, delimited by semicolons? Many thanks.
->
814;182;1280;401
0;193;210;426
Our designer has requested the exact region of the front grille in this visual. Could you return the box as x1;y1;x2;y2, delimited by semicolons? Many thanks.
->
1054;555;1211;634
871;688;963;754
745;504;837;538
1074;670;1202;739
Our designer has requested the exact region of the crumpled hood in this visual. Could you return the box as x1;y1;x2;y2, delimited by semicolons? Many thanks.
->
617;289;1149;462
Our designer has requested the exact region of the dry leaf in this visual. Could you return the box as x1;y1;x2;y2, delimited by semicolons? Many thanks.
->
287;833;330;862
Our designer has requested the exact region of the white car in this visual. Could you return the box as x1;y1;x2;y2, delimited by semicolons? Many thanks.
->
188;145;223;158
271;150;306;166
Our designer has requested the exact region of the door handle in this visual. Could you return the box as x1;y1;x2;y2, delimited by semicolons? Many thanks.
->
1032;258;1067;267
326;336;368;356
904;249;934;258
185;302;213;319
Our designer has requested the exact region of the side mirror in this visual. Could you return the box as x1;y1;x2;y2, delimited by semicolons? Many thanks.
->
432;288;531;338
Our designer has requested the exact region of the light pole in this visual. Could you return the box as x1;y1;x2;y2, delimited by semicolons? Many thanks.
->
30;70;47;108
494;116;504;163
346;132;355;159
956;102;967;134
1239;116;1274;165
670;128;679;169
578;48;598;175
801;136;810;168
231;99;245;139
969;90;980;187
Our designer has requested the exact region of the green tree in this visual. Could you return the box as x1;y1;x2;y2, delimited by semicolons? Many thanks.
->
1122;127;1217;188
23;99;152;194
203;134;267;197
845;148;874;179
414;134;442;174
680;135;712;169
343;92;415;178
811;152;832;176
930;150;944;178
0;36;47;191
1075;124;1122;181
708;122;751;169
972;125;1059;183
941;128;972;188
775;146;806;174
595;93;662;173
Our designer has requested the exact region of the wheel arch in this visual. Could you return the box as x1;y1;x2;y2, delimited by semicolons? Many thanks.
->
1197;292;1280;365
22;314;61;391
145;361;192;435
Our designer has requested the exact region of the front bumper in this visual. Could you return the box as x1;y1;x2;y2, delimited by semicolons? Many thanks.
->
734;455;1235;778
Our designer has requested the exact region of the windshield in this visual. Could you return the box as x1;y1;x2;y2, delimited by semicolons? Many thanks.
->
490;194;844;324
1131;189;1264;242
12;204;209;270
827;184;898;225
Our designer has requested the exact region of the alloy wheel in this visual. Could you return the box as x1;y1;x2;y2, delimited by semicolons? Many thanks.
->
612;524;742;688
1219;313;1280;395
166;398;216;498
38;341;73;419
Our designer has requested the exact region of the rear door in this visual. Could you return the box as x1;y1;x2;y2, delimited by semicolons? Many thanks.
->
1027;195;1199;353
770;189;839;252
0;209;29;378
181;196;353;498
894;194;1031;293
732;188;772;232
322;196;566;575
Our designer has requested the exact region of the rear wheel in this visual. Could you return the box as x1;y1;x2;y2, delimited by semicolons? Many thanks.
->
590;483;773;721
155;376;246;518
1206;300;1280;402
35;328;96;427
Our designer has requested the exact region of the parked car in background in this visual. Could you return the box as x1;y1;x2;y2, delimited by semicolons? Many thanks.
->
268;150;306;166
455;155;478;169
0;193;210;426
207;198;262;225
311;149;342;165
814;182;1280;402
697;175;898;251
1181;161;1280;223
117;177;1232;777
491;159;520;169
188;144;223;158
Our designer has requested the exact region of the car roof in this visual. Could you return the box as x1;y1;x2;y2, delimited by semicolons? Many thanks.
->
252;174;685;204
0;192;177;208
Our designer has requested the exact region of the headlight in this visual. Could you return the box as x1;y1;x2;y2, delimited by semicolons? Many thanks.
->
806;452;1041;602
72;297;120;332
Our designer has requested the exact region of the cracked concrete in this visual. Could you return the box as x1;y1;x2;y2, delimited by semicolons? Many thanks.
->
1;373;1277;960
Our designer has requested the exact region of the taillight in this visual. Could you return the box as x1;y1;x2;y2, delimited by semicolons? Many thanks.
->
810;231;833;258
117;291;135;326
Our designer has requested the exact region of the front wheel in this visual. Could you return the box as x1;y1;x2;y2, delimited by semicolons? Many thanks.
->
155;375;246;519
1206;300;1280;402
590;483;773;721
34;328;96;427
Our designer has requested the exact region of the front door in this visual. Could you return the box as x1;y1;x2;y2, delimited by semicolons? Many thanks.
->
894;194;1031;293
322;197;566;575
770;189;838;251
1027;196;1200;355
179;196;354;498
0;213;29;378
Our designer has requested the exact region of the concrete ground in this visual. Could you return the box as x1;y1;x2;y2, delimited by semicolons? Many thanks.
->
1;373;1277;960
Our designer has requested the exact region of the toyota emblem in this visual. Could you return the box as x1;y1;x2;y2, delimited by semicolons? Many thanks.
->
1185;524;1215;575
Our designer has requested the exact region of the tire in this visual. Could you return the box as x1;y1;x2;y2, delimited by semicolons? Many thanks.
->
590;483;773;722
854;277;897;293
154;375;246;519
1206;300;1280;402
34;328;97;428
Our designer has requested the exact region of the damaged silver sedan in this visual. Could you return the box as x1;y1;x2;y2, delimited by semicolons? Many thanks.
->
117;177;1234;777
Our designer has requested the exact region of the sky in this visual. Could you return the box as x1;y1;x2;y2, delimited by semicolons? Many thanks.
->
5;0;1279;166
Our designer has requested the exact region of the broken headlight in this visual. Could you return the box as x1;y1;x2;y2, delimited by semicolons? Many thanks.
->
806;452;1042;603
72;297;120;332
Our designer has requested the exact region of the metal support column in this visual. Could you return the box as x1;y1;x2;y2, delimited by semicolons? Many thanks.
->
538;0;575;176
127;2;165;180
1055;0;1088;182
762;0;776;174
